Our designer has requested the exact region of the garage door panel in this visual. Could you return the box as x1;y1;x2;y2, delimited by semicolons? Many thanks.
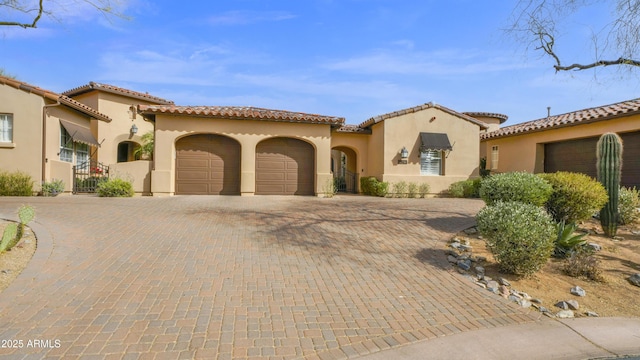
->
175;134;240;195
256;138;314;195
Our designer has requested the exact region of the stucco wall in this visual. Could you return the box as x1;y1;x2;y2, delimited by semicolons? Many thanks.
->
0;84;45;187
482;114;640;174
49;160;73;192
109;160;152;195
377;108;481;194
152;115;333;196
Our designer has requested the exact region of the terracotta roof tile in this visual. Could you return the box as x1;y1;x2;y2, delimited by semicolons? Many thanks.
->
334;125;372;134
63;82;174;105
359;102;488;129
0;75;111;122
463;112;509;124
481;98;640;140
138;105;345;125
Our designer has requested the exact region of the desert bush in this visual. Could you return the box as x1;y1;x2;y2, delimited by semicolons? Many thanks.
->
417;183;430;198
476;201;556;276
0;171;34;196
96;178;134;197
323;178;337;198
479;172;552;206
359;177;388;197
539;172;608;223
553;221;587;258
407;182;418;198
562;247;603;282
448;181;465;198
392;181;408;198
41;179;65;196
447;178;481;198
618;186;640;225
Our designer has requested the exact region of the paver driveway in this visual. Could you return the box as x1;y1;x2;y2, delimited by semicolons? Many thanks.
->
0;196;539;359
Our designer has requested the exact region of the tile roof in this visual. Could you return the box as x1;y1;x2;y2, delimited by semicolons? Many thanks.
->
359;102;488;130
481;98;640;140
0;75;111;122
137;105;345;125
63;82;174;105
463;112;509;123
333;125;372;134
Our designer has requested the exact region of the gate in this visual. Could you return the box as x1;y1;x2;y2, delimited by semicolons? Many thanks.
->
334;170;358;194
73;160;109;193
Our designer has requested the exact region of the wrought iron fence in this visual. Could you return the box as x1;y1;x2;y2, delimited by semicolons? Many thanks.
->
73;160;109;193
334;170;358;194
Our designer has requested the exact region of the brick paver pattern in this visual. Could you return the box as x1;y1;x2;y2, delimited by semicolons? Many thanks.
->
0;196;538;359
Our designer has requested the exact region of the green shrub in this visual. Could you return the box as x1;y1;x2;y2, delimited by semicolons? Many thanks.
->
407;182;418;198
392;181;408;198
96;178;134;197
0;171;34;196
448;179;481;198
359;176;388;197
448;181;465;198
418;183;430;198
553;221;587;258
618;186;640;225
479;171;552;206
476;201;556;277
539;172;608;223
41;179;65;196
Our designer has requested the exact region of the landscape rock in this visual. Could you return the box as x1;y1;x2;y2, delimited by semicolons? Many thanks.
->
556;310;575;319
585;311;599;317
628;274;640;287
566;300;580;310
538;306;550;313
531;298;543;304
631;230;640;235
613;236;625;241
498;277;511;287
555;301;569;310
457;259;472;271
571;286;586;297
518;299;532;308
587;243;602;252
474;256;487;263
486;280;499;293
447;255;458;264
475;266;485;275
499;285;510;298
464;227;478;235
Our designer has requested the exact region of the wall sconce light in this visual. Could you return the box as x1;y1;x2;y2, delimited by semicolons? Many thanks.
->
130;124;138;135
398;146;409;164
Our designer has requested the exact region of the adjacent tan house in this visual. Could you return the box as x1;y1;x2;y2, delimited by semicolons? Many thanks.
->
0;76;111;193
480;99;640;188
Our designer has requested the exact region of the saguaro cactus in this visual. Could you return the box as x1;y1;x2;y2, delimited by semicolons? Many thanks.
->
596;133;623;237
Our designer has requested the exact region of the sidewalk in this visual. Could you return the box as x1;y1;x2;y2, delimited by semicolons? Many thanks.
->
356;317;640;360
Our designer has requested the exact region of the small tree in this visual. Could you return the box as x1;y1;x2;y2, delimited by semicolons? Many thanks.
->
133;131;154;160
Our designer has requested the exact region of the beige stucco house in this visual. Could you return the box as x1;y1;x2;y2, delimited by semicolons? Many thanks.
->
0;76;111;193
480;99;640;188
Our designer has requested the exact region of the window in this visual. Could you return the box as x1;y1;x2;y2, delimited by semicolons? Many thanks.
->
0;114;13;143
420;150;442;175
60;125;74;162
491;145;499;170
76;143;89;166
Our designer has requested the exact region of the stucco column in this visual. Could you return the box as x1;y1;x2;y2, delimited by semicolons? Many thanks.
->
151;128;175;196
240;137;257;196
315;136;333;197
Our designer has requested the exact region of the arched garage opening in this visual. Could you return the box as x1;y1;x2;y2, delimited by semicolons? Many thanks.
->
175;134;241;195
255;137;315;195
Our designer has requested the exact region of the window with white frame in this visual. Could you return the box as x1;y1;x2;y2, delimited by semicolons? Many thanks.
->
76;143;89;166
491;145;499;170
420;150;442;175
60;125;74;162
0;114;13;143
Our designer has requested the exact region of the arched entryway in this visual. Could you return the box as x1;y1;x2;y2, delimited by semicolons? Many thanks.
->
255;137;315;195
175;134;241;195
331;146;358;193
117;141;141;162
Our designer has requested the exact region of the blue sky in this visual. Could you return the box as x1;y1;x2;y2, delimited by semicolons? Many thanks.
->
2;0;639;126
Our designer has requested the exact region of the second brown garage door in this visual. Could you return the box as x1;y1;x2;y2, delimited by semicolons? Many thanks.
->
175;134;240;195
544;131;640;188
256;138;314;195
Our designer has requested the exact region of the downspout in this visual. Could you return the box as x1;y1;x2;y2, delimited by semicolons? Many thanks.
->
42;100;62;186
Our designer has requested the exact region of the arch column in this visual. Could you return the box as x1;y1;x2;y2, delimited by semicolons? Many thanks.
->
240;137;258;196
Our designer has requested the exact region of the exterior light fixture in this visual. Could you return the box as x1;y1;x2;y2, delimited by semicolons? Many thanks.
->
398;146;409;164
130;124;138;135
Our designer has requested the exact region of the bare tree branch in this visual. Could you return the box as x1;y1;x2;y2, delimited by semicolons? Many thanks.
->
0;0;126;29
0;0;44;28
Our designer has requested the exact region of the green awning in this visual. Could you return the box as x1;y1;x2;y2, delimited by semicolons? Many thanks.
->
420;132;452;152
60;120;100;147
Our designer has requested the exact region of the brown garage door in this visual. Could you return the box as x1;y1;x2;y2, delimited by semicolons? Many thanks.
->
544;131;640;188
175;134;240;195
256;138;314;195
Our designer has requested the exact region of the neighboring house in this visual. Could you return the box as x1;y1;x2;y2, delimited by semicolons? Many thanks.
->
62;82;174;194
331;102;490;195
0;75;111;193
481;99;640;188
